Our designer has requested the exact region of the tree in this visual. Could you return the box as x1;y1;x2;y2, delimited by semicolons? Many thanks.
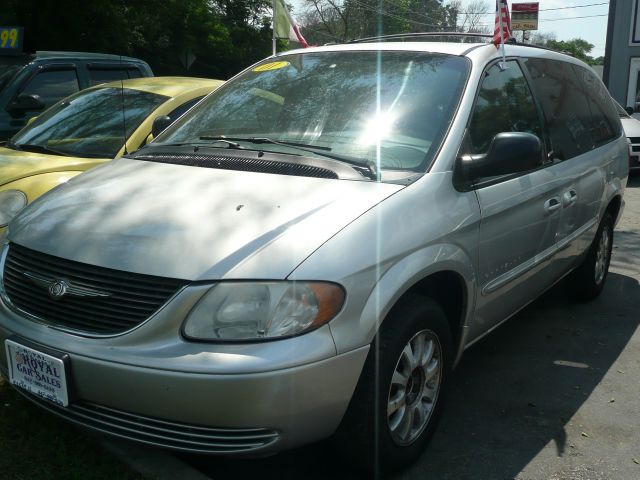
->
299;0;458;44
544;38;597;65
528;31;556;46
447;0;491;34
528;34;601;66
4;0;275;79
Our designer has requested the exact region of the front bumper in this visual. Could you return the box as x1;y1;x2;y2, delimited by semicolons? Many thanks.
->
0;293;369;455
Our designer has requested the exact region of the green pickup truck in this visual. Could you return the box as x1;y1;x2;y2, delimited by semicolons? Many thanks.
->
0;51;152;140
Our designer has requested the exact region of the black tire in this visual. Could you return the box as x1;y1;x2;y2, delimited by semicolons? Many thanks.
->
568;212;614;301
333;295;453;475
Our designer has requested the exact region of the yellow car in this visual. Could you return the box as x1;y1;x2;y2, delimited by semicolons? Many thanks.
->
0;76;224;231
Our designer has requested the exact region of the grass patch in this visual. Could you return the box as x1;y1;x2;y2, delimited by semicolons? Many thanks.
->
0;377;145;480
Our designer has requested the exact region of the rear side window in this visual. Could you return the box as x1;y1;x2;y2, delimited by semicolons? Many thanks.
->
88;67;143;86
572;64;622;145
467;60;542;154
20;68;79;108
525;58;602;160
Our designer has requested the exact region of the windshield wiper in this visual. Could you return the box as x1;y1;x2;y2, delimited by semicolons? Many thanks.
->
158;137;245;149
199;135;377;180
252;137;377;180
249;137;332;151
196;136;244;149
11;143;69;157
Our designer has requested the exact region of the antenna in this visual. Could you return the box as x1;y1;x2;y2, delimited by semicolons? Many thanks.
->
120;55;128;155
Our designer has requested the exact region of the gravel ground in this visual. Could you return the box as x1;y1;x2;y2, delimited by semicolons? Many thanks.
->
186;175;640;480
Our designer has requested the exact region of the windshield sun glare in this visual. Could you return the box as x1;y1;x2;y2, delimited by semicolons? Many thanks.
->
157;51;470;179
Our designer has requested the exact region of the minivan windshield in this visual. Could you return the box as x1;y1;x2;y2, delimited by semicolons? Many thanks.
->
157;51;470;178
10;86;167;158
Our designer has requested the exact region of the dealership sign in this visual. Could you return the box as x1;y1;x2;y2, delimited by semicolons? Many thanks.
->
511;3;539;31
0;27;23;54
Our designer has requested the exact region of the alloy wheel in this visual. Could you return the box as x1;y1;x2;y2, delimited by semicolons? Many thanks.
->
387;329;442;446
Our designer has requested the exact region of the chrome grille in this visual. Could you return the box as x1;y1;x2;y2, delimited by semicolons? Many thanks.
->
2;243;186;335
16;388;278;454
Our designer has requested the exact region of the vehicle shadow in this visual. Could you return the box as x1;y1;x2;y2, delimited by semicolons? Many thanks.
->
184;271;640;480
610;231;640;277
627;173;640;188
405;271;640;480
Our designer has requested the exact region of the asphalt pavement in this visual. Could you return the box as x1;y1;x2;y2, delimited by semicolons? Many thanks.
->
182;174;640;480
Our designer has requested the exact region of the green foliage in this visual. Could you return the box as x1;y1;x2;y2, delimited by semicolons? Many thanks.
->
3;0;275;79
545;39;597;65
300;0;457;44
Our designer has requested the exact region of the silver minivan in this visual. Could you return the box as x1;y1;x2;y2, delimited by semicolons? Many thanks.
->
0;37;629;472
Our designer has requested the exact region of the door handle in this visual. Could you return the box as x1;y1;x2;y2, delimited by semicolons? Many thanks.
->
562;189;578;207
544;197;562;213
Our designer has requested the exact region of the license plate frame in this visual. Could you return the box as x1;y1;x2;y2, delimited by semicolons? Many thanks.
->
5;338;71;407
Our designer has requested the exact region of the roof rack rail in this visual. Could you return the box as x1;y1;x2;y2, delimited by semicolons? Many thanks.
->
349;32;494;44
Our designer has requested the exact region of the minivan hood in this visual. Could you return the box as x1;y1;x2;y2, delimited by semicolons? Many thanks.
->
9;157;403;280
0;146;105;186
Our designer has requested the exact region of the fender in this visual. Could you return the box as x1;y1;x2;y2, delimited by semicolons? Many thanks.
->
327;243;476;365
288;171;482;364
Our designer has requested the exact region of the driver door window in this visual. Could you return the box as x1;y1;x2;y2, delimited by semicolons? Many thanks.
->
468;61;542;156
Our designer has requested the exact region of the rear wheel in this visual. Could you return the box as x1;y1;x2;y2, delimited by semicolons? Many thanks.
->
334;295;452;474
569;212;614;301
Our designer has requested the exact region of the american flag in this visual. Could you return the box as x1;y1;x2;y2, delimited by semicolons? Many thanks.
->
493;0;512;47
274;0;309;48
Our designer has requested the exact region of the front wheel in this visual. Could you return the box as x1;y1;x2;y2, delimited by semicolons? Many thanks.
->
334;295;452;474
568;212;614;301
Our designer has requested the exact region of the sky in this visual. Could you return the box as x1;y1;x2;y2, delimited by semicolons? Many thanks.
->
289;1;610;58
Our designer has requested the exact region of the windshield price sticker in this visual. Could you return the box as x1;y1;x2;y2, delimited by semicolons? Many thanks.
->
0;27;23;52
5;339;69;407
253;61;290;72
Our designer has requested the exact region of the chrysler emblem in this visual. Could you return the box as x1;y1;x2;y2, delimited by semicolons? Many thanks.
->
22;271;111;299
48;280;69;300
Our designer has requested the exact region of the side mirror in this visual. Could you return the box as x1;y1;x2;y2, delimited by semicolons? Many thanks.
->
460;132;543;183
7;94;45;116
626;106;635;115
151;115;172;138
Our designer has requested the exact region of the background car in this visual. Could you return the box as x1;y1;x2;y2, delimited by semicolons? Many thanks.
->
0;51;153;140
616;101;640;172
0;76;224;231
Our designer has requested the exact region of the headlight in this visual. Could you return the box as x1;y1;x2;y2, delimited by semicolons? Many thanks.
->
183;281;345;341
0;190;27;227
